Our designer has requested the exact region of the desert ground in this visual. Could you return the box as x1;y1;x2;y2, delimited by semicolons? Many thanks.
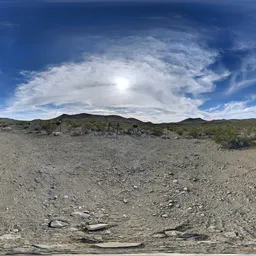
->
0;130;255;254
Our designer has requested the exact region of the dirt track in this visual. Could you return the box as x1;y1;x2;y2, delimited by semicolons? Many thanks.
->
0;132;255;254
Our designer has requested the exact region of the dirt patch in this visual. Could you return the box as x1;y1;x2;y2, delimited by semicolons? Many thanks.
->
0;132;255;254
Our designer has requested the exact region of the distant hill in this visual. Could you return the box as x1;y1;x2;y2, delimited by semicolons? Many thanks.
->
55;113;143;124
178;118;207;124
2;113;256;127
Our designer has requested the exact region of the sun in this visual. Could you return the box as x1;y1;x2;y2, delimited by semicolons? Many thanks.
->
115;77;130;91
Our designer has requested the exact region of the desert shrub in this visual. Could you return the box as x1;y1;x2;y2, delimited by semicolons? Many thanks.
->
150;126;163;136
213;126;251;149
243;126;256;140
172;127;186;136
186;127;201;138
39;121;57;135
201;126;220;136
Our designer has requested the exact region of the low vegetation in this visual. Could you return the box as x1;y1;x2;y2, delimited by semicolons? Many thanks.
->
170;123;255;149
1;115;256;150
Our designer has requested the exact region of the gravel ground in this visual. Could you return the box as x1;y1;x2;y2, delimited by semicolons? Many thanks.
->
0;132;255;254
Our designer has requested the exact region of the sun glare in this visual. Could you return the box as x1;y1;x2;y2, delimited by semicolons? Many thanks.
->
115;77;130;91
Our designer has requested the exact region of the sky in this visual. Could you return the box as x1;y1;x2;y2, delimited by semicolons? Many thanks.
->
1;0;256;122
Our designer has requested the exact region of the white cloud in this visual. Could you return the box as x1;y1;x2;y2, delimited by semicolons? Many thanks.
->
2;27;231;122
227;55;256;95
204;100;256;120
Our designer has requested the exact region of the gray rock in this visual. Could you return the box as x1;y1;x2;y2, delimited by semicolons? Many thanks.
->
71;211;90;219
208;225;217;233
165;230;181;237
2;127;12;132
53;132;63;136
93;242;143;249
49;220;68;228
86;223;108;231
162;214;168;218
69;227;79;232
152;233;166;238
32;244;54;250
224;231;238;238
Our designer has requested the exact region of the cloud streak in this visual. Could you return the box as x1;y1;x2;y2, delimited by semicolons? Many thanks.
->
2;27;231;122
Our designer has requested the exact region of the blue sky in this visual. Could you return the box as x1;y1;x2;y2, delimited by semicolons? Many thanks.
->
1;0;256;122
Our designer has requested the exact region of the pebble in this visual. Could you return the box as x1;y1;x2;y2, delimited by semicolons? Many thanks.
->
86;223;108;231
53;132;63;136
49;220;68;228
152;233;166;238
93;242;143;249
224;231;238;238
69;227;79;232
162;214;168;218
71;211;90;219
123;199;128;204
173;180;178;183
32;244;54;250
208;225;217;233
165;230;180;237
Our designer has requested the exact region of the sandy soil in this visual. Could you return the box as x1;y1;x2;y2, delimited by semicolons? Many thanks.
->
0;132;255;254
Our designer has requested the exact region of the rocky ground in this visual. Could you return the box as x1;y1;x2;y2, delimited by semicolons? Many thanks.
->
0;130;255;254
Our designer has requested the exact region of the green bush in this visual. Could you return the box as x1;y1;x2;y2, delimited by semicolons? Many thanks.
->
202;126;220;136
213;127;251;149
151;128;163;136
186;127;201;138
172;127;186;136
38;121;57;134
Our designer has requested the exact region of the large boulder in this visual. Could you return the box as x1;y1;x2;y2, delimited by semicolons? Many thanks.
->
1;126;12;132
